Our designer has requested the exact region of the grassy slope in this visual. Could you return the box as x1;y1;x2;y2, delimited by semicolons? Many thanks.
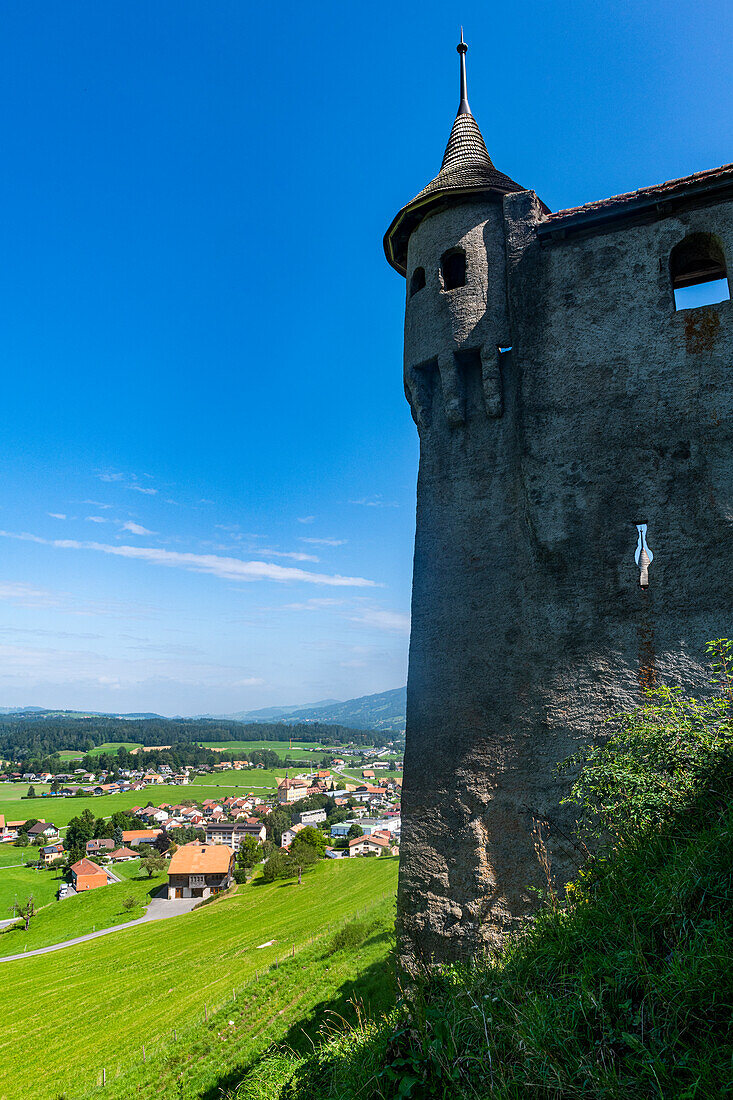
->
0;864;63;912
0;869;166;954
273;800;733;1100
0;856;398;1100
87;897;397;1100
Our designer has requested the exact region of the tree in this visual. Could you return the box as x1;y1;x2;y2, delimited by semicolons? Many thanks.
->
92;816;108;839
236;835;262;873
347;823;364;839
26;785;36;798
113;825;124;848
262;849;288;883
121;896;137;912
66;809;96;853
291;826;326;856
10;894;36;930
154;832;170;854
140;852;166;878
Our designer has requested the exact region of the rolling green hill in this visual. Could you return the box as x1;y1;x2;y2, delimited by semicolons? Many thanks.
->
0;856;398;1100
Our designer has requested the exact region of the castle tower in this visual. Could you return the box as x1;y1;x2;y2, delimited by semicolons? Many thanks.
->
385;37;733;968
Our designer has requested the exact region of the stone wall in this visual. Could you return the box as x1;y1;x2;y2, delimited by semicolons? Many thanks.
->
398;186;733;969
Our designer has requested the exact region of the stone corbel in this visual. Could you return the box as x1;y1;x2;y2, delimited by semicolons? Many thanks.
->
438;351;465;426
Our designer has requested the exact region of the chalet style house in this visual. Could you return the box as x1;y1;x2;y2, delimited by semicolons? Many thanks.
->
70;858;109;891
167;843;234;900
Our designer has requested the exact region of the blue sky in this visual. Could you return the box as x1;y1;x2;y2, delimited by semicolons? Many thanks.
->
0;1;730;714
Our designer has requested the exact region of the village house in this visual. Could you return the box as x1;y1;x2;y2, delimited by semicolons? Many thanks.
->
167;843;234;899
40;842;64;865
108;846;138;862
86;838;115;854
348;832;394;857
122;829;162;847
27;821;60;841
281;822;306;848
205;821;266;849
70;858;109;891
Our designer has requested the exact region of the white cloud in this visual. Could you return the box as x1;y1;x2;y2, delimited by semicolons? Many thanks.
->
121;521;155;536
297;516;315;524
86;516;108;524
48;513;67;520
300;538;346;547
98;472;126;483
82;501;113;509
130;486;158;496
350;608;411;634
349;496;399;508
0;530;379;589
260;549;320;563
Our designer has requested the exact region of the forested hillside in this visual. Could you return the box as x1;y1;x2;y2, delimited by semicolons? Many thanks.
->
0;715;393;765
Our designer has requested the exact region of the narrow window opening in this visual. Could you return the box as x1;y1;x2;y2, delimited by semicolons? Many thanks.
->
670;233;729;310
410;267;426;296
441;249;466;290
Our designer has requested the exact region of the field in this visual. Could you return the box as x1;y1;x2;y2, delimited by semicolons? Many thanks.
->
0;864;163;953
197;738;327;758
0;777;285;830
57;741;143;760
0;856;398;1099
191;767;296;791
0;864;63;914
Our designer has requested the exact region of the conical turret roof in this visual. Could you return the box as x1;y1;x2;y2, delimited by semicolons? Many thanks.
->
384;35;528;275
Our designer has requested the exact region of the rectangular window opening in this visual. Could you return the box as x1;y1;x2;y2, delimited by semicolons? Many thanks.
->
674;278;730;311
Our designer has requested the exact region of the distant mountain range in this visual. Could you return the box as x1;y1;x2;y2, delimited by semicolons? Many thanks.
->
0;707;166;720
0;686;408;734
222;686;407;733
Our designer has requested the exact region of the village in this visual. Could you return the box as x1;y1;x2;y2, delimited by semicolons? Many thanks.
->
0;753;402;908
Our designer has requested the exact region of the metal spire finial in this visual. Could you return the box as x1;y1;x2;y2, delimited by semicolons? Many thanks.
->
457;29;470;115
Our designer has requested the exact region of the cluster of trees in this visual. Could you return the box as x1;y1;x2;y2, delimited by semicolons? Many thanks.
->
0;714;392;769
262;826;327;885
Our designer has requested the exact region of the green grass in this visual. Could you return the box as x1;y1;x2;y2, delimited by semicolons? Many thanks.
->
270;783;733;1098
94;898;396;1100
0;845;29;869
0;869;166;954
0;779;280;831
191;768;291;791
0;856;398;1099
198;738;327;757
0;865;63;914
0;783;50;805
110;857;143;879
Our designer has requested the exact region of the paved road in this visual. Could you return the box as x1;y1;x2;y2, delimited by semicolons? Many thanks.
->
0;888;200;963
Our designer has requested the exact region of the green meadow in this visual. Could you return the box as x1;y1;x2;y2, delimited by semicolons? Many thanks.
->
0;856;398;1100
0;776;285;830
0;864;163;954
0;864;63;914
198;738;327;757
57;741;143;760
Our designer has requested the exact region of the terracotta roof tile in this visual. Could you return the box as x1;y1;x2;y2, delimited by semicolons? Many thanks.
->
545;163;733;225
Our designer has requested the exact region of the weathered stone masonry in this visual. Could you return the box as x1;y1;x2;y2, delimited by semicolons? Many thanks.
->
385;39;733;969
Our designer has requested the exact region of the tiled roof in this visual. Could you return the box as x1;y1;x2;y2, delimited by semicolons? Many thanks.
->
542;162;733;231
71;858;107;876
168;843;233;875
